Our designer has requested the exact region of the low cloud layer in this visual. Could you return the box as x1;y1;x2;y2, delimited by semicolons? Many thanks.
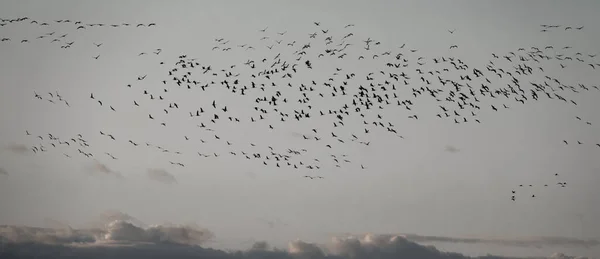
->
0;222;213;247
147;168;177;184
373;233;600;249
0;212;591;259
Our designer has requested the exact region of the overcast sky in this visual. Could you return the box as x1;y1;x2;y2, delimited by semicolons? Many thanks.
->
1;1;600;258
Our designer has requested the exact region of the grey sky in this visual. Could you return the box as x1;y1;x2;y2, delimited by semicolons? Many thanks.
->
1;1;600;258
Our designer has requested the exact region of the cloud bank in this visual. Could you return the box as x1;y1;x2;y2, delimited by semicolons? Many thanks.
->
0;213;592;259
0;221;213;247
378;233;600;249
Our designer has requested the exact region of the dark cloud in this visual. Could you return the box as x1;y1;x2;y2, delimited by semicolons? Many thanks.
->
147;168;177;184
0;167;7;175
0;225;97;244
0;211;590;259
250;241;270;251
103;221;213;245
42;218;70;229
4;143;29;155
0;224;589;259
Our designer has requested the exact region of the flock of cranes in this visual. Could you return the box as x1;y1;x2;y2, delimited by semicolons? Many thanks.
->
2;16;599;201
0;17;155;50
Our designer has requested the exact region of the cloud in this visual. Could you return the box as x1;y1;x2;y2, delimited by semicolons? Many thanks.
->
89;210;147;229
85;160;124;179
339;233;600;249
4;143;29;155
147;168;177;184
250;241;270;251
0;167;7;175
549;252;590;259
0;213;590;259
0;225;97;245
0;220;213;247
445;145;460;153
102;220;213;245
42;218;71;229
288;239;326;258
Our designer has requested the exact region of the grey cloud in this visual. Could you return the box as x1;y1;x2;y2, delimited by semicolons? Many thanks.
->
549;252;590;259
147;168;177;184
99;210;139;223
4;143;29;155
0;225;97;244
250;240;270;251
0;222;213;247
325;234;472;259
85;160;124;179
103;220;213;245
0;167;7;175
371;233;600;249
445;145;460;153
94;210;146;228
0;224;588;259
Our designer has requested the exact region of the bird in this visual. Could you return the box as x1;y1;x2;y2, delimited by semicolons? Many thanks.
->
8;20;599;189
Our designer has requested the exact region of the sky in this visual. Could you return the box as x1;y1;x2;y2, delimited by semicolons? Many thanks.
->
1;1;600;258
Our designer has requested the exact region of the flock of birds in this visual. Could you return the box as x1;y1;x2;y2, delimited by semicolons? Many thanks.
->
0;17;155;50
2;17;600;201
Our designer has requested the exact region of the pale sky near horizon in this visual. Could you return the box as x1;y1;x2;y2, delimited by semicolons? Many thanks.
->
1;1;600;258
